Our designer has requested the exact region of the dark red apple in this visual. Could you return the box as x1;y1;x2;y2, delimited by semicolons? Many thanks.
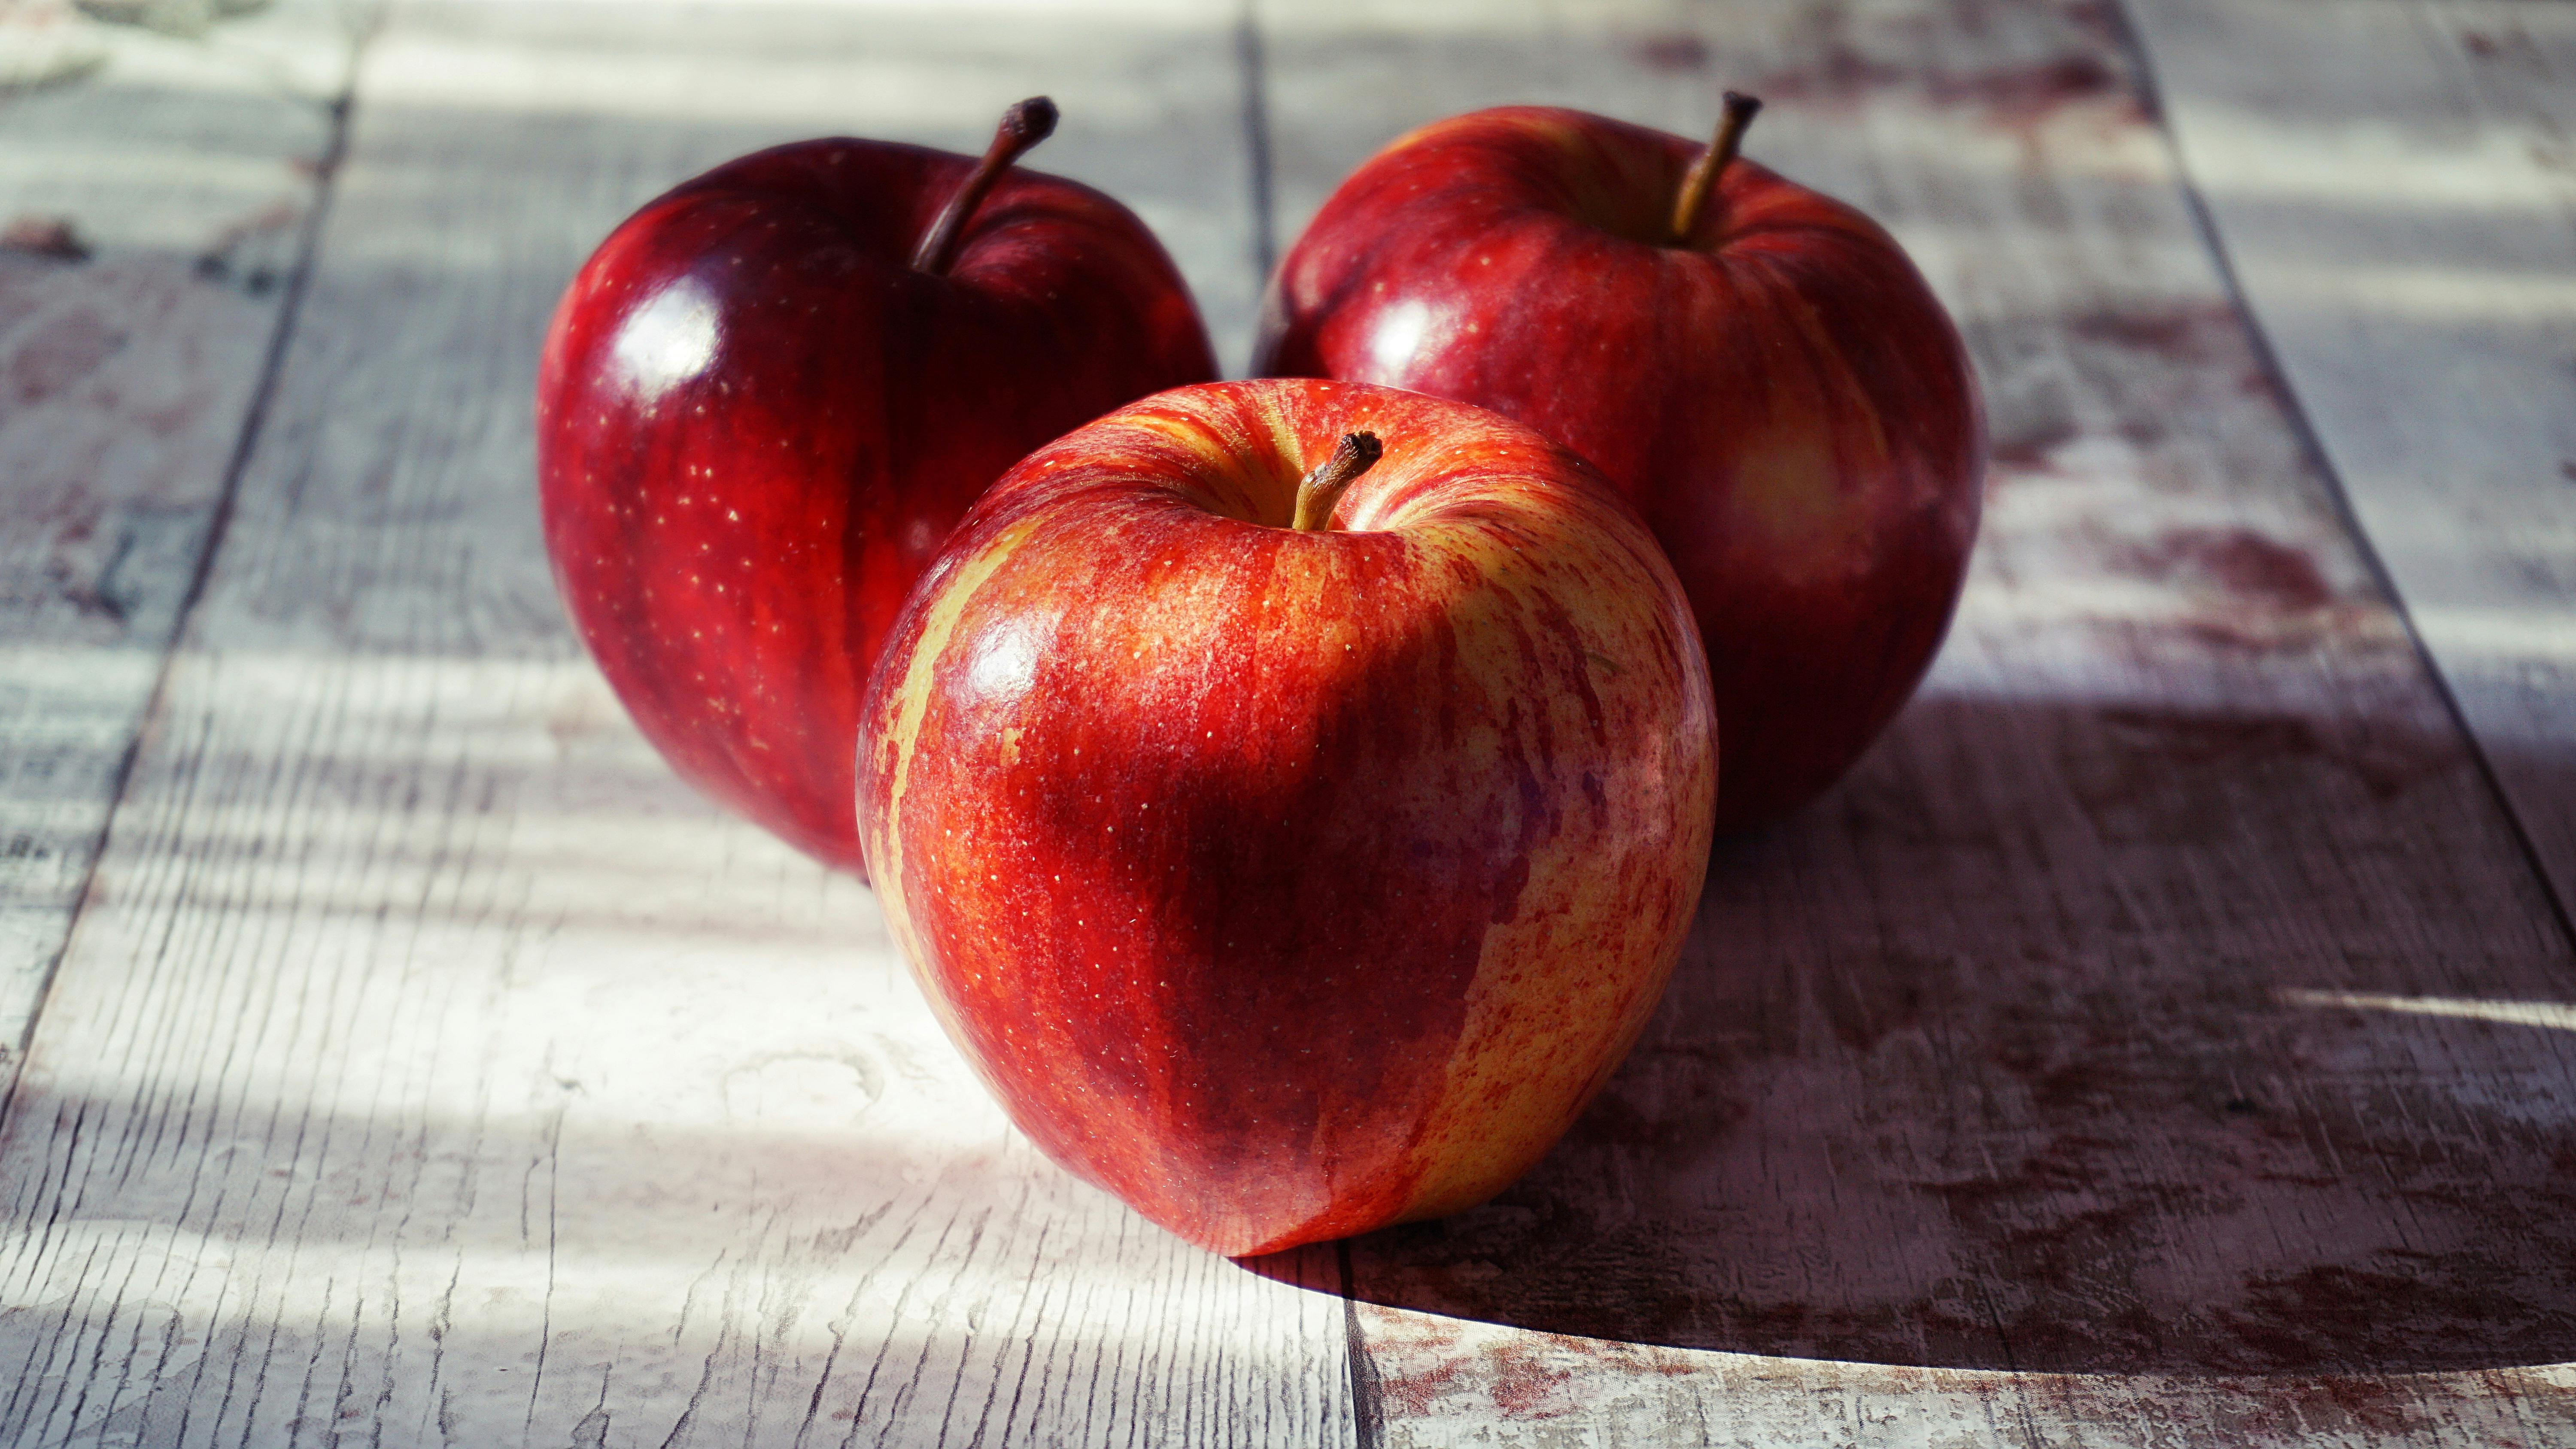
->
1256;97;1984;831
538;99;1217;871
857;379;1718;1256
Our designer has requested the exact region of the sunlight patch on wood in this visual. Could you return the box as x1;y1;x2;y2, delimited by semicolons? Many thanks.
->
2278;989;2576;1033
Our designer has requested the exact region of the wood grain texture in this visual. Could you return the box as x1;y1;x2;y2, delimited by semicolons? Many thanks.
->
1252;0;2576;1440
10;0;2574;1440
1358;1311;2576;1447
2123;0;2576;934
0;2;1356;1444
0;0;348;1072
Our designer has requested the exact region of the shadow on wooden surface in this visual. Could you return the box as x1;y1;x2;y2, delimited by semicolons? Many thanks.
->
1248;692;2576;1376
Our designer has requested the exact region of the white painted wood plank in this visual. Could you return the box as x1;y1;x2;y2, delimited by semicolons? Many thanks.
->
2124;0;2576;923
0;0;349;1070
0;2;1355;1444
1253;0;2576;1442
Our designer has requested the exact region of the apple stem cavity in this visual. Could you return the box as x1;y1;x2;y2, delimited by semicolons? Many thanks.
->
911;96;1061;276
1290;431;1384;532
1669;90;1762;244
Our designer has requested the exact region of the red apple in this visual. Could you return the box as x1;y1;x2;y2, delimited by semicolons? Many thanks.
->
1256;98;1984;831
857;378;1718;1256
538;99;1217;871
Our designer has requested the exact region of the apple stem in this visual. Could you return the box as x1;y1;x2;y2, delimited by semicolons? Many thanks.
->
1668;91;1762;244
1290;432;1384;532
911;97;1060;276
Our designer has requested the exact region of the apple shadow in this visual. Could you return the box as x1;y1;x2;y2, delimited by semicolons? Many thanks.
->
1245;692;2576;1376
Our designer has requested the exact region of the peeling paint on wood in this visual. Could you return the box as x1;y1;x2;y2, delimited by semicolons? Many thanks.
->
0;0;345;1066
0;3;1349;1446
2129;0;2576;932
0;0;2569;1440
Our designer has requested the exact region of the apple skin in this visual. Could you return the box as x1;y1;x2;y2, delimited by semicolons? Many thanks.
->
538;136;1217;872
857;379;1718;1257
1256;106;1984;831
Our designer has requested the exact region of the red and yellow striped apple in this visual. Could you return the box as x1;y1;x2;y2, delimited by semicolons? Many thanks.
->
856;379;1718;1256
1257;98;1984;831
538;100;1216;873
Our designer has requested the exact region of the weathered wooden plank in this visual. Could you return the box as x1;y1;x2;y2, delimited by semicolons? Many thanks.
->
1358;1312;2576;1446
1253;0;2576;1442
0;0;348;1072
0;2;1355;1444
2123;0;2576;937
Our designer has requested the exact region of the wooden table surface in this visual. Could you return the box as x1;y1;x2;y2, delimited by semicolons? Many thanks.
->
1;0;2572;1443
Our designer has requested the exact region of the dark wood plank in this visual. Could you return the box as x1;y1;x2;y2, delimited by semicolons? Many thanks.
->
0;3;1355;1444
1254;0;2576;1440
